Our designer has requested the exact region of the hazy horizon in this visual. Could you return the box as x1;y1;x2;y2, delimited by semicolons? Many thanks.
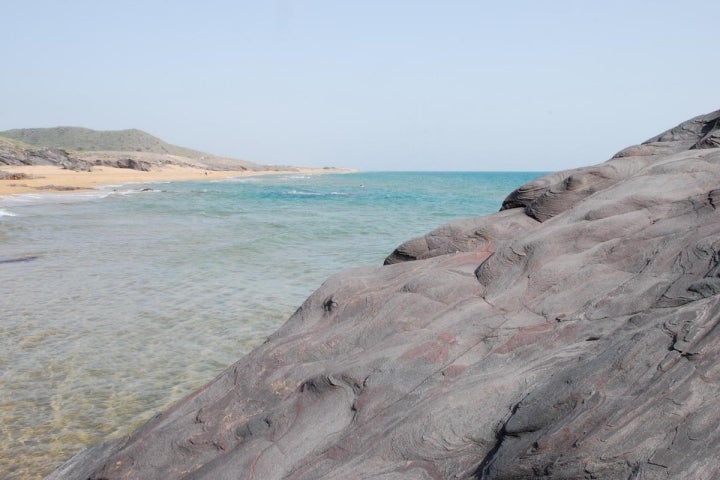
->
2;1;719;171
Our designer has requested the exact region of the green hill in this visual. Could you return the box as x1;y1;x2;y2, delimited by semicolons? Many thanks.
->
0;127;206;159
0;135;38;151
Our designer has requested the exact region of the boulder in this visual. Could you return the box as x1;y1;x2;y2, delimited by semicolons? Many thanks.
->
113;158;151;171
88;157;151;171
50;109;720;479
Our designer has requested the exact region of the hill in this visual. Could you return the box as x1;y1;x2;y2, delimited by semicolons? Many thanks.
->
0;127;266;171
0;127;205;158
0;135;83;169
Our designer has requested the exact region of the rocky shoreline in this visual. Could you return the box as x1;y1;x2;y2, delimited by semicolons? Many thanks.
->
49;110;720;479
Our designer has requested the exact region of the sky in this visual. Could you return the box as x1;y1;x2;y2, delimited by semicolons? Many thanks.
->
1;0;718;171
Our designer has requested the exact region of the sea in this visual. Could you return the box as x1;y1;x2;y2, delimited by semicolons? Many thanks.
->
0;171;542;479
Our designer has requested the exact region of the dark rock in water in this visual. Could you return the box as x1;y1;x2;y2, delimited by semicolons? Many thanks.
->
0;255;40;264
35;185;85;191
49;110;720;479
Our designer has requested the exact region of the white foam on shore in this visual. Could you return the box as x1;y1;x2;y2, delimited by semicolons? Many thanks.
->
1;190;111;207
96;183;165;193
1;187;161;207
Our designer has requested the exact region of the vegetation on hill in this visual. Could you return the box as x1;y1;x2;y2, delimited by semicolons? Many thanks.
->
0;127;205;158
0;135;38;152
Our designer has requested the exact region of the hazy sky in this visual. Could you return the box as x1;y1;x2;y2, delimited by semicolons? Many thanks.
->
2;1;718;171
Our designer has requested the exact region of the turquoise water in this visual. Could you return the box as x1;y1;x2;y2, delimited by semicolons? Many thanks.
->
0;171;540;479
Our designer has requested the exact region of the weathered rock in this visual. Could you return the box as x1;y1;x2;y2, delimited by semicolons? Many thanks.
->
0;170;31;180
57;154;93;171
49;109;720;479
0;144;84;168
93;157;151;171
384;209;539;264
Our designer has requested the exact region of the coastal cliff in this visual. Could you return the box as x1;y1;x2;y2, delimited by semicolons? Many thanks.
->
50;110;720;479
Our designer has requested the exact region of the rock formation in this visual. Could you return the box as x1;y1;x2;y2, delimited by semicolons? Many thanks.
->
0;141;90;170
49;110;720;479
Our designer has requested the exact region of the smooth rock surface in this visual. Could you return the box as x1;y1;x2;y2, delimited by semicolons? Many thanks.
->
50;110;720;479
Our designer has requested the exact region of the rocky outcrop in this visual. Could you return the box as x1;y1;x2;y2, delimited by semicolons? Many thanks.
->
50;110;720;479
0;143;89;170
90;157;151;171
0;140;158;172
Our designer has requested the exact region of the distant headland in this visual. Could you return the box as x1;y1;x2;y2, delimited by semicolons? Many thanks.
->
0;127;353;195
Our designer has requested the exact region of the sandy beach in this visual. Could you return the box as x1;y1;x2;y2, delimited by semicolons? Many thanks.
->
0;165;352;196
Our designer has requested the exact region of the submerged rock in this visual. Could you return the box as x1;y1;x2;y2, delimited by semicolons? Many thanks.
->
50;110;720;479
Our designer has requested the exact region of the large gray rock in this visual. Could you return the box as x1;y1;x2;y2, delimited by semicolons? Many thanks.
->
94;157;151;171
0;144;91;170
50;110;720;479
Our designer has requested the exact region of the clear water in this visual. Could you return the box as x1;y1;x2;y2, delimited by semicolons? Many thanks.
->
0;171;540;479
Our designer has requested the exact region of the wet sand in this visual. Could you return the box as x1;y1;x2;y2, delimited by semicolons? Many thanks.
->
0;165;353;196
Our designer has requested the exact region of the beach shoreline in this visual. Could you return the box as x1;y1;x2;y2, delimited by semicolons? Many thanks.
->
0;165;356;197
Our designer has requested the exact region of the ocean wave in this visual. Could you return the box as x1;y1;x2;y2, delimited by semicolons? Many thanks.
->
0;191;109;206
106;188;163;196
218;176;263;184
0;208;17;217
97;183;164;194
284;190;350;197
1;187;162;206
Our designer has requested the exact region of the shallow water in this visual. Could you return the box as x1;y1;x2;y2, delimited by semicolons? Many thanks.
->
0;171;540;478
